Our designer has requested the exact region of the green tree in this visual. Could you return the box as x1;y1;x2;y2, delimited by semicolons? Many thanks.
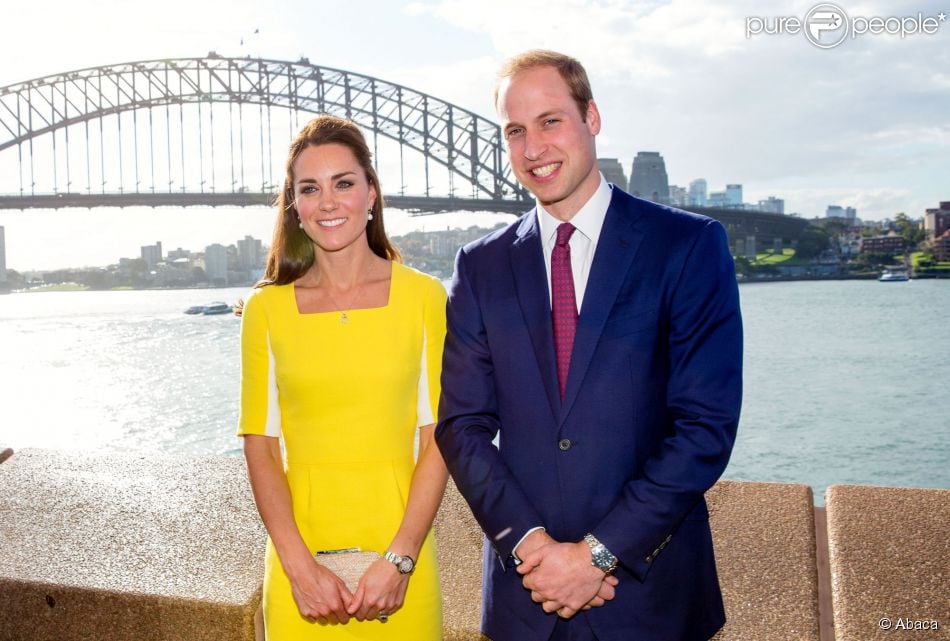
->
894;213;927;248
820;218;850;235
127;258;149;273
2;269;25;289
79;270;115;290
795;227;830;259
733;256;752;277
856;252;891;268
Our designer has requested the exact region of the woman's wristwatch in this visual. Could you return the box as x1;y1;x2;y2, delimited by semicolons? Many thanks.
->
583;533;618;575
384;550;416;575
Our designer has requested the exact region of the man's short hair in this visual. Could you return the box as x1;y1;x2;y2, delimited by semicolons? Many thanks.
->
494;49;594;121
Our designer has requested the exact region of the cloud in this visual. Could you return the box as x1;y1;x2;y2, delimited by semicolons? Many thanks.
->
401;0;949;219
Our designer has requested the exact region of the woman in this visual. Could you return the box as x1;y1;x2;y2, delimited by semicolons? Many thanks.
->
239;115;447;639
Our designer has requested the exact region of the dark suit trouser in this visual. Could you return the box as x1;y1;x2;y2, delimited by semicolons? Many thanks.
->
549;616;598;641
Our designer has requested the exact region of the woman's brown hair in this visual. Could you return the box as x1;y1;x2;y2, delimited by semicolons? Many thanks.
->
258;115;400;287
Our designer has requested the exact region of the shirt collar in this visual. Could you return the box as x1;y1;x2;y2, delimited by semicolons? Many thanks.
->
537;173;612;245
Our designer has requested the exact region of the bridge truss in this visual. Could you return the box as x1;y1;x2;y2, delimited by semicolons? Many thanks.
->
0;55;529;210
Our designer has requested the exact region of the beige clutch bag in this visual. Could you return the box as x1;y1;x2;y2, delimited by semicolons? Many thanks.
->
315;549;381;592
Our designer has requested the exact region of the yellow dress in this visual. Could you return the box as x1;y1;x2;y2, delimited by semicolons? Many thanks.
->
238;262;446;640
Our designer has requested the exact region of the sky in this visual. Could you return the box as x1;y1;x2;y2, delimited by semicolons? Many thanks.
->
0;0;947;270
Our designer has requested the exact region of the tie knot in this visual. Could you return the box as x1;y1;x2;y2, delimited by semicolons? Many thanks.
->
556;223;576;248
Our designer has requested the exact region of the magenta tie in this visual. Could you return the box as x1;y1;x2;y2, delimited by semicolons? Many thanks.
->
552;223;578;399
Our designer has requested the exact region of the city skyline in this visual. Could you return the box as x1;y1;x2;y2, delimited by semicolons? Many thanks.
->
0;207;516;272
0;0;947;269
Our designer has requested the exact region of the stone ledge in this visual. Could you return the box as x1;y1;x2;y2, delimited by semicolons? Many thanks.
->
0;449;266;641
4;449;944;641
0;578;259;641
434;478;489;641
826;484;949;641
709;480;821;641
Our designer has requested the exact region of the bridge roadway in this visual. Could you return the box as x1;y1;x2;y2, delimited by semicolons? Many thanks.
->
0;193;810;246
0;193;531;215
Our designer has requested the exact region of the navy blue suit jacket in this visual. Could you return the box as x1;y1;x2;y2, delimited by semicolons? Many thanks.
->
436;188;743;641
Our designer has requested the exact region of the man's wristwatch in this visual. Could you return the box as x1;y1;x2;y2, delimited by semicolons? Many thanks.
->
583;533;619;575
384;550;416;575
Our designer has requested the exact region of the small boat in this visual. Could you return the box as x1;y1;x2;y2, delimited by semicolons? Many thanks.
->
878;269;909;282
201;301;233;315
184;302;233;315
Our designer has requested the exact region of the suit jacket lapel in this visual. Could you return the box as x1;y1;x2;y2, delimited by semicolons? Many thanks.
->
560;191;645;424
509;212;561;422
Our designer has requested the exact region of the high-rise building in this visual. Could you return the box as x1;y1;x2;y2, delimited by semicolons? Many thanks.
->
826;205;857;221
726;184;743;208
934;230;950;261
141;241;163;270
204;244;229;285
0;225;7;283
668;185;689;207
688;179;707;207
167;247;191;261
628;152;670;204
237;235;263;270
924;202;950;239
708;191;729;208
757;196;785;215
597;158;627;189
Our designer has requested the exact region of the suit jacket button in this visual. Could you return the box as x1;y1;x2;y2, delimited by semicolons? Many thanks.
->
558;438;572;451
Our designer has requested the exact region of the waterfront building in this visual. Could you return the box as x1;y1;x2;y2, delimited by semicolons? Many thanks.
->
668;185;689;207
934;230;950;261
0;225;6;283
827;205;857;222
166;247;191;261
141;241;163;271
628;152;670;204
237;235;263;270
726;184;743;208
688;179;707;207
204;244;229;286
597;158;627;189
708;191;729;208
833;229;862;258
860;233;904;256
758;196;785;215
924;202;950;240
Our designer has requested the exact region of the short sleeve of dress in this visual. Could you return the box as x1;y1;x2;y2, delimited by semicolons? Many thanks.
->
238;288;282;438
416;275;448;428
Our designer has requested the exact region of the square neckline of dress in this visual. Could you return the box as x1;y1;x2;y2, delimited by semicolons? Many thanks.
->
291;260;397;316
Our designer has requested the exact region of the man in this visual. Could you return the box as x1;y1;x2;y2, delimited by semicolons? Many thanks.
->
436;50;742;641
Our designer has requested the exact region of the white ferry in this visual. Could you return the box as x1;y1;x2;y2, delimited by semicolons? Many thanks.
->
878;269;910;282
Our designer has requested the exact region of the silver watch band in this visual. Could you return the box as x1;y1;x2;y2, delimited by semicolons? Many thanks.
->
584;533;619;575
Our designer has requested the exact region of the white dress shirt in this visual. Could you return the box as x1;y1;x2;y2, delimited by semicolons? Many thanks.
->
537;174;612;313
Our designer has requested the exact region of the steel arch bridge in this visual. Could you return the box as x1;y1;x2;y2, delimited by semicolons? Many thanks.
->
0;54;530;212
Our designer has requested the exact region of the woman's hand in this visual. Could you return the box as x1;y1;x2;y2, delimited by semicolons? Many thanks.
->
346;557;409;621
288;558;355;625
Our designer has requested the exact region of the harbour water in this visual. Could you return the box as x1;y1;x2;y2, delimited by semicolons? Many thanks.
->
1;279;947;503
